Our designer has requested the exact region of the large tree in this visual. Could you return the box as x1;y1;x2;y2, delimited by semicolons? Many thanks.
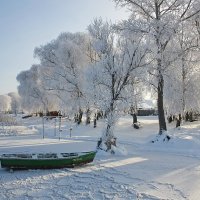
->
87;18;148;150
34;32;90;117
7;92;21;115
17;65;57;113
0;95;11;113
164;17;200;117
113;0;200;134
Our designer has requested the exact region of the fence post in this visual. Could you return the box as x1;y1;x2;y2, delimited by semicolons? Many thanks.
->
42;117;45;139
54;118;57;137
59;116;61;140
70;127;72;138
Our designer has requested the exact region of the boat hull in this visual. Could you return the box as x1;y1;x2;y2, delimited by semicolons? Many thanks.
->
0;151;96;169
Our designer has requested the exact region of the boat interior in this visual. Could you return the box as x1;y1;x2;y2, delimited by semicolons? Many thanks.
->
1;152;79;159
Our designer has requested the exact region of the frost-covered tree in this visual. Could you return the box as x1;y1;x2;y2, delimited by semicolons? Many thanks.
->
87;19;148;150
113;0;200;134
0;95;11;113
164;13;200;119
34;32;90;118
17;65;57;113
7;92;21;115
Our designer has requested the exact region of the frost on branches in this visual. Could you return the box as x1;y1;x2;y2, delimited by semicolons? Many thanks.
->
113;0;200;134
16;1;200;150
87;18;148;151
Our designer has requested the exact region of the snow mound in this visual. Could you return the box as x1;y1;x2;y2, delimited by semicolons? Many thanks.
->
111;145;128;156
96;145;128;156
151;132;171;144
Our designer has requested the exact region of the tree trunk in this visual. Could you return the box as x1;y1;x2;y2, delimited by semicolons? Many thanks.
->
181;49;186;116
77;109;83;125
132;113;137;124
176;114;182;128
103;102;116;151
85;108;91;125
104;124;116;153
189;111;193;122
94;118;97;128
154;2;167;135
157;75;167;134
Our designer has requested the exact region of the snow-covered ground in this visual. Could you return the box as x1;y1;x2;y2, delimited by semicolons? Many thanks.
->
0;115;200;200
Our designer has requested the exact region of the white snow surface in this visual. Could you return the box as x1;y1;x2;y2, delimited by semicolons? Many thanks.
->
0;115;200;200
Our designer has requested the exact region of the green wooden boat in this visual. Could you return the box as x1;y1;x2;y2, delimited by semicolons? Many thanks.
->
0;151;96;169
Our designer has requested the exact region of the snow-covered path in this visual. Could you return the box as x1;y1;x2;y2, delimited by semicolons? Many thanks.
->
0;116;200;200
0;150;199;200
0;141;199;200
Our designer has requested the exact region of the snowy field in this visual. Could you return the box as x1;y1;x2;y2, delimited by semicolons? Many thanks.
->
0;115;200;200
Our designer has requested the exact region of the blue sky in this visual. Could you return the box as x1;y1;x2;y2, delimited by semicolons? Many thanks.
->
0;0;129;95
